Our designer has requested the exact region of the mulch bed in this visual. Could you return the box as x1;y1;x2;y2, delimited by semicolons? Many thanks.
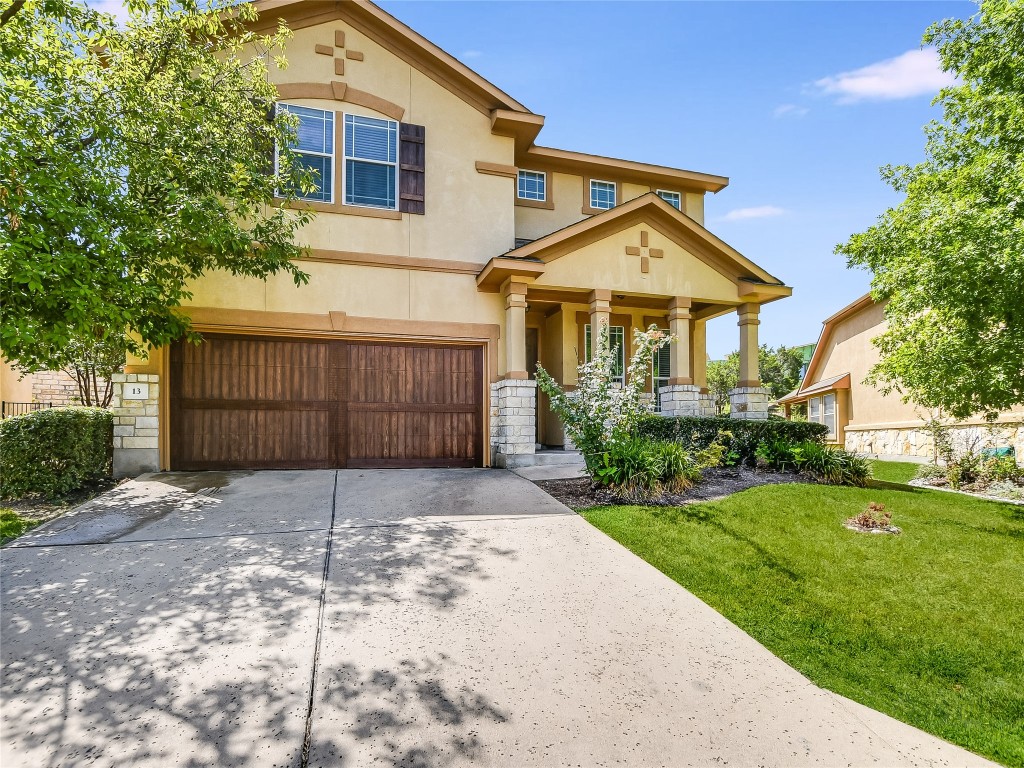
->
535;466;805;509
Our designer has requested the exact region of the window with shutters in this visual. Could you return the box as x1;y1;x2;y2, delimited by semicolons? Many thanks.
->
517;170;546;201
344;114;398;209
656;190;681;210
652;343;671;411
276;104;334;203
585;324;625;386
589;179;616;210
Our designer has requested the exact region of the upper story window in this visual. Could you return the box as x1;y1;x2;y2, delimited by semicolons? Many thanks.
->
589;179;616;210
657;190;681;210
517;170;546;201
277;103;334;203
344;114;398;209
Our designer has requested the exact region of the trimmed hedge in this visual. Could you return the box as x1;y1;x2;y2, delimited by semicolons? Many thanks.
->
0;407;113;500
637;415;829;466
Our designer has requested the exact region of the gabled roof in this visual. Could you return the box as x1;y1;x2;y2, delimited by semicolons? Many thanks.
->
477;193;792;300
800;293;875;390
250;0;535;117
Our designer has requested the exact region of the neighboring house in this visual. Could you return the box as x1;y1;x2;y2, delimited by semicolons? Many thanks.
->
793;342;816;380
779;294;1024;459
111;0;792;475
0;360;89;417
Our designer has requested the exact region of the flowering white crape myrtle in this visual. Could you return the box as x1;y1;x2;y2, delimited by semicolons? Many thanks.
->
536;323;675;471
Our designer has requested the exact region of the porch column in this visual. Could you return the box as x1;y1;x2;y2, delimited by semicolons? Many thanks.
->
729;302;770;420
492;279;536;466
737;302;760;387
588;289;612;353
502;279;529;379
667;297;692;384
659;297;703;417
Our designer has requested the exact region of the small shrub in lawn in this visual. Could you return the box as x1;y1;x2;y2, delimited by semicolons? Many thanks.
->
638;415;828;466
947;451;982;489
851;502;893;529
0;407;113;500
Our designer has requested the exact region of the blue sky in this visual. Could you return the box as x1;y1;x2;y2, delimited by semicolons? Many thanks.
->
374;0;971;358
93;0;973;357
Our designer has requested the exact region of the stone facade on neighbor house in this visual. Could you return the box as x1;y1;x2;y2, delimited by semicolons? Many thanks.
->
106;0;794;474
781;294;1024;460
844;422;1024;464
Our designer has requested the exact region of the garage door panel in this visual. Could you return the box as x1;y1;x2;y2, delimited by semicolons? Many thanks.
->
171;336;482;470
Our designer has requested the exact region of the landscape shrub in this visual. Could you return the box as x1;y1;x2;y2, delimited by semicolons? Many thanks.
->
537;324;673;473
0;407;113;500
593;435;725;501
638;415;828;466
979;456;1022;484
749;437;869;487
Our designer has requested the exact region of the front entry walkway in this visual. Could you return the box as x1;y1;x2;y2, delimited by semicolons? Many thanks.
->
1;470;990;766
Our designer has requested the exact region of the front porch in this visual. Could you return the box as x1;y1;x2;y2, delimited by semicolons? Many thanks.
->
486;285;776;466
476;193;792;467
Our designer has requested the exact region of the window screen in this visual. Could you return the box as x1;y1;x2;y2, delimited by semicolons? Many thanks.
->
344;114;398;209
277;104;334;203
517;170;546;201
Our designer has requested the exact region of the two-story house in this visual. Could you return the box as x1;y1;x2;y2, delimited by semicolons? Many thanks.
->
111;0;792;475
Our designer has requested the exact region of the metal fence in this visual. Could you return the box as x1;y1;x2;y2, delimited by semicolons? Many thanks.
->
0;401;52;419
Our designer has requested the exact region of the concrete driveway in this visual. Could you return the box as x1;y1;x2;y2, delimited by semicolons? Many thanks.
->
1;470;992;767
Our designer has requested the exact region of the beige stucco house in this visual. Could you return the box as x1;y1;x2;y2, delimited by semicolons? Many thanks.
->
779;294;1024;460
103;0;791;475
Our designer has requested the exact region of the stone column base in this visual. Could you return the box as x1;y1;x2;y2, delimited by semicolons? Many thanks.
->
490;379;537;468
658;384;704;417
728;386;770;420
110;373;161;477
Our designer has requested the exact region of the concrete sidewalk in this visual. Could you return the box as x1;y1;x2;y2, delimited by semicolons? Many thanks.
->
1;469;994;767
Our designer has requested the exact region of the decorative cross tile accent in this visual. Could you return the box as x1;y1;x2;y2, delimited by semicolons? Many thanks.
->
624;230;664;273
314;30;363;77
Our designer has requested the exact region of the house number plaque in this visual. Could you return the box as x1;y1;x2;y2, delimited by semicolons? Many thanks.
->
124;384;149;400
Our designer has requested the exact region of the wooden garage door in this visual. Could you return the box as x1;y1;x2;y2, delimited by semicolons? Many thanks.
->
170;336;483;470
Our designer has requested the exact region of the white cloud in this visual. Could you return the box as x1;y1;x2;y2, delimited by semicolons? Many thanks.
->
813;48;956;104
773;103;809;119
719;206;787;222
460;50;483;60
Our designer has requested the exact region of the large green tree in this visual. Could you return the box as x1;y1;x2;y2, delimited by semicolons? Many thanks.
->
837;0;1024;420
0;0;315;370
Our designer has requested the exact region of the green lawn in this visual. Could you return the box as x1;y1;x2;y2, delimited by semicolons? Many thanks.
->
582;484;1024;767
0;508;42;546
869;459;922;484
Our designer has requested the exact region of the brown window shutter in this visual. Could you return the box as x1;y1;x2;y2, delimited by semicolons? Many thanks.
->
399;123;425;215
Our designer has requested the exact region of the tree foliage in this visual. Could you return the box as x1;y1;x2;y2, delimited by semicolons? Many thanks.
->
0;0;315;371
706;344;805;413
836;0;1024;419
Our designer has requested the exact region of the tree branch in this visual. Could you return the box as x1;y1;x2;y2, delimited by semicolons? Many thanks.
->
0;0;26;28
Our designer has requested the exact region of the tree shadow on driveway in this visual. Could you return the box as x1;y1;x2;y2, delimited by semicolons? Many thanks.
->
1;472;519;768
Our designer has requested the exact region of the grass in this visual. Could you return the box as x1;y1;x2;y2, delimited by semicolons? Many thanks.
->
0;508;43;546
582;483;1024;767
869;459;922;484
